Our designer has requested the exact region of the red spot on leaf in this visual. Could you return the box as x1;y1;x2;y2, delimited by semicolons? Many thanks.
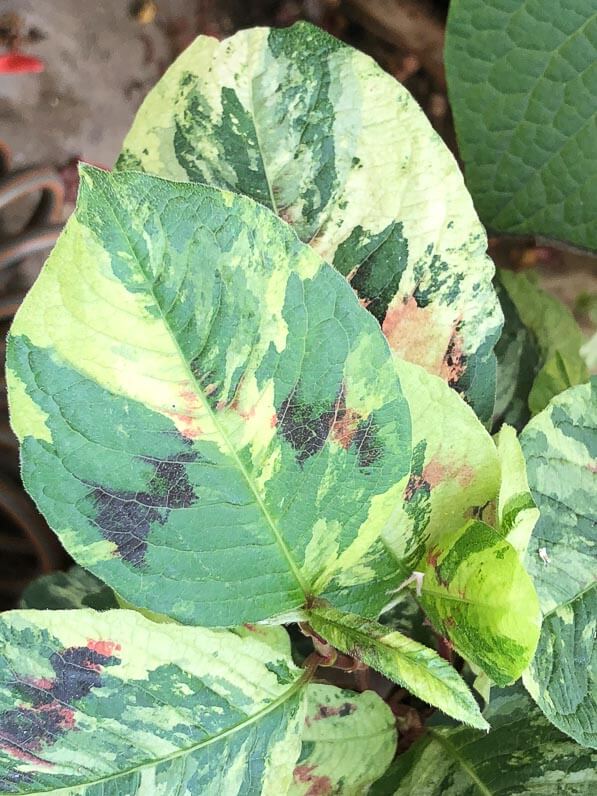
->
87;639;121;657
312;702;357;721
293;765;333;795
426;546;440;569
0;52;44;74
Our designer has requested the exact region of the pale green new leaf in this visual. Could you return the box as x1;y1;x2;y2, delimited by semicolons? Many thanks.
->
446;0;597;251
0;610;308;794
498;270;588;416
288;684;396;795
20;566;116;611
308;605;488;729
520;379;596;745
369;686;597;795
419;519;541;686
383;356;500;569
118;22;502;421
7;168;413;627
495;424;539;558
524;585;596;749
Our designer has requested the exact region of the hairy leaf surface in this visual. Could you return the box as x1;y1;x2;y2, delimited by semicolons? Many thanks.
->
419;519;541;685
0;610;308;794
288;684;396;795
521;380;596;745
7;168;412;626
446;0;597;251
118;22;502;420
370;686;597;795
308;605;487;729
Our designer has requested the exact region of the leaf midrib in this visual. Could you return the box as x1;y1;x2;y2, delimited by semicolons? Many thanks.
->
427;729;493;796
94;175;310;599
20;660;314;795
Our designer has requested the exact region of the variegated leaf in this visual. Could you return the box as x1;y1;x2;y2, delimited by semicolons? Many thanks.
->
7;167;412;627
523;585;596;749
308;605;487;729
383;357;500;569
289;684;396;795
520;379;596;612
520;379;596;746
495;424;539;559
0;610;309;794
369;686;597;795
117;23;502;421
419;519;541;686
20;567;116;611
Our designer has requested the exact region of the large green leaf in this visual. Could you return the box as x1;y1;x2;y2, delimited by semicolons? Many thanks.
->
7;168;413;627
524;585;596;749
288;684;396;795
369;686;597;795
419;519;541;686
117;22;502;421
498;269;588;417
383;357;500;569
520;379;596;745
308;605;488;729
0;610;309;794
446;0;597;251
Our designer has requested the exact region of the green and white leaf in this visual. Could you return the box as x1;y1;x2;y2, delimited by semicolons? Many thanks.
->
495;423;539;558
308;605;488;729
524;584;596;749
520;379;596;612
118;22;502;421
520;379;596;746
383;356;500;570
419;519;541;686
446;0;597;251
498;270;589;416
7;168;413;627
20;566;117;611
0;610;308;794
288;684;396;795
369;686;597;795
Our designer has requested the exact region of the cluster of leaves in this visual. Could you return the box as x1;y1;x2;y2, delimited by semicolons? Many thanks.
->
2;18;595;795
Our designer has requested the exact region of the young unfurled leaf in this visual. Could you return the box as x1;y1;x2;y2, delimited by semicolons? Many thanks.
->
308;605;488;729
419;519;541;686
289;684;396;795
7;168;413;627
495;424;539;558
369;686;597;795
497;270;588;417
383;357;500;569
20;566;117;611
446;0;597;251
521;379;596;746
0;610;309;794
118;22;502;421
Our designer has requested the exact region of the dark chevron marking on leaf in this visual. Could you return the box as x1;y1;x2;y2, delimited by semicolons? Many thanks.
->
118;22;502;422
0;642;119;763
278;387;338;466
90;453;197;567
352;415;383;469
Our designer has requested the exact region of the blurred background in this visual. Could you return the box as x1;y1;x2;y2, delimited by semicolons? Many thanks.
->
0;0;595;608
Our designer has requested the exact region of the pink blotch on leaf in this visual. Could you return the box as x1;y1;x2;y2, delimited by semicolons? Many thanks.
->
87;639;121;657
293;765;333;796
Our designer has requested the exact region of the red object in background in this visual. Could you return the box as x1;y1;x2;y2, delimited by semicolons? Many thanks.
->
0;52;44;74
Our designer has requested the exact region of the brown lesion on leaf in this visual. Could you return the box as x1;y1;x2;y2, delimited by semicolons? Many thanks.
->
293;764;333;795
